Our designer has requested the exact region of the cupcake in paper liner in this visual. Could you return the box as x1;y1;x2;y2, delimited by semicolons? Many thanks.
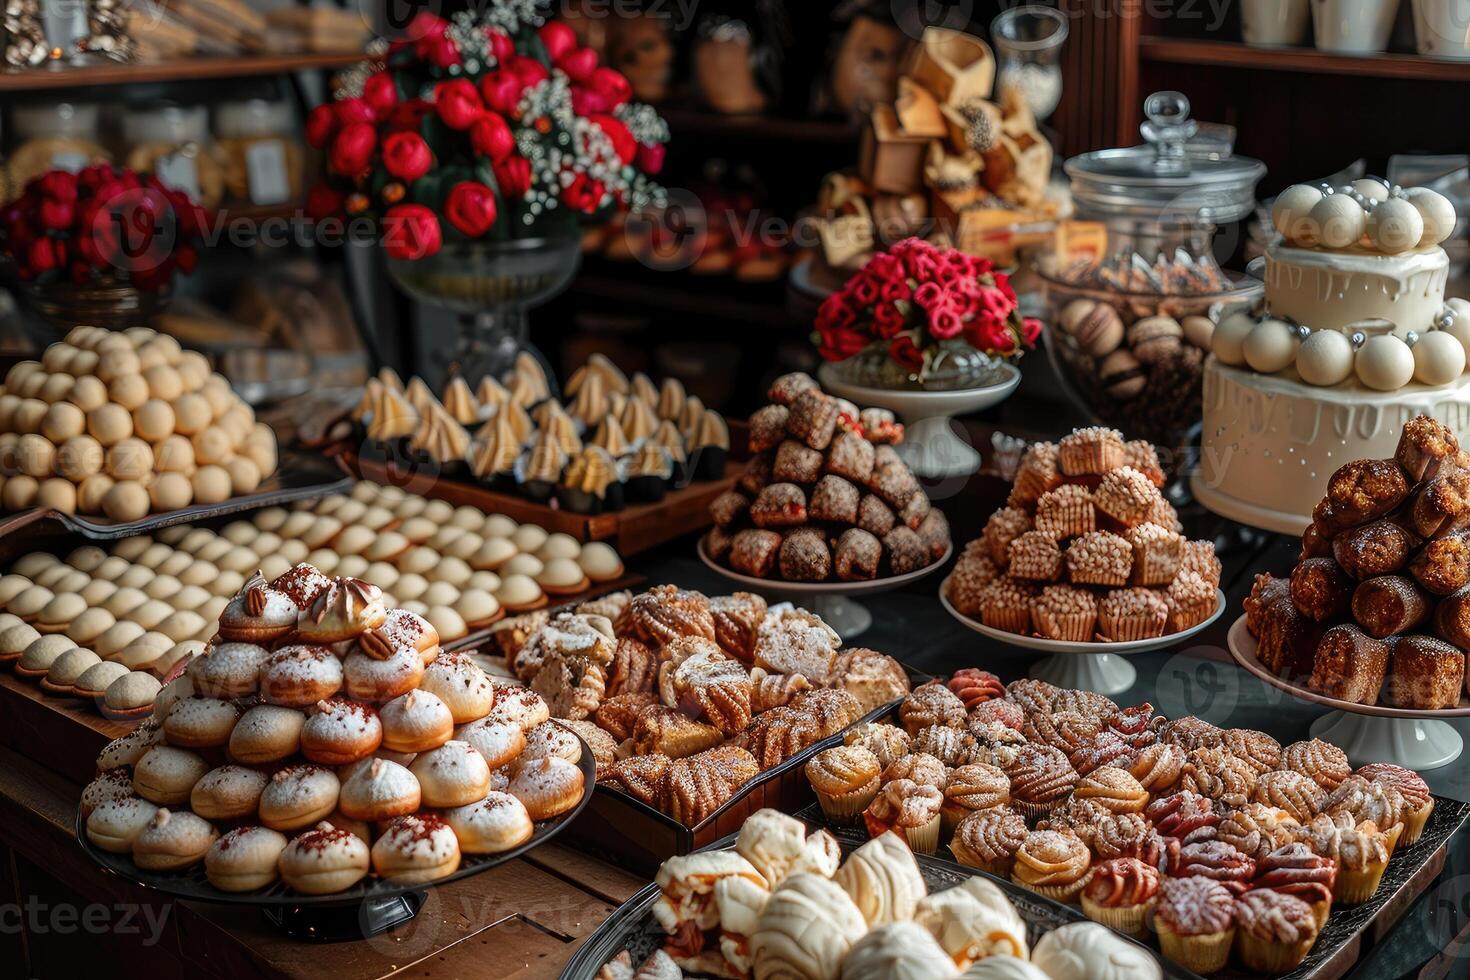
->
625;443;674;503
468;410;525;494
557;444;625;515
515;429;566;502
651;418;691;486
689;409;729;481
408;400;471;481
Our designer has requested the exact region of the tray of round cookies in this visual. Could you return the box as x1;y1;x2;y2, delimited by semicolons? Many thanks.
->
459;584;929;874
790;667;1470;980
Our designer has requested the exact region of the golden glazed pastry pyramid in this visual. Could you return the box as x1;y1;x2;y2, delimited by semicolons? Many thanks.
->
488;585;913;827
82;561;586;895
947;426;1220;642
1247;415;1470;711
0;326;278;519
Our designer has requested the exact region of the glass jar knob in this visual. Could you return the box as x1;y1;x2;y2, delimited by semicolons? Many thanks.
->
1140;91;1198;175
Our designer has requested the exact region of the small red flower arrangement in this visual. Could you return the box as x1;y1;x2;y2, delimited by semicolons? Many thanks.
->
308;5;669;261
0;165;206;291
815;238;1040;380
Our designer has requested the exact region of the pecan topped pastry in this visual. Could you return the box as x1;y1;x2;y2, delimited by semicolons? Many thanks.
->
898;684;967;734
1169;840;1257;895
950;806;1029;876
1283;738;1352;791
1256;769;1327;824
665;650;753;736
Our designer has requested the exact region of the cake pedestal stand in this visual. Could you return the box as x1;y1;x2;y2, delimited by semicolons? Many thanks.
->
1190;473;1312;537
697;540;950;640
940;580;1227;696
1227;616;1468;769
817;363;1021;480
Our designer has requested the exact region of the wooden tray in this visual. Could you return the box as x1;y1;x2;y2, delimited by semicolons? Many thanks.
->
559;827;1185;979
336;447;739;556
556;665;932;875
0;670;128;785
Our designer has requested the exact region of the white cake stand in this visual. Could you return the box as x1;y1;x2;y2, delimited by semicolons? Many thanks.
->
1226;615;1468;769
1190;474;1311;536
817;363;1021;479
697;539;950;640
939;579;1227;695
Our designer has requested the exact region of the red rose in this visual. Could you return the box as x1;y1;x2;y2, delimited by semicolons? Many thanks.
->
382;204;442;260
444;181;499;237
329;123;377;177
872;302;908;339
422;36;461;69
591;115;636;164
913;281;944;310
469;113;515;162
38;197;75;231
1022;317;1042;346
879;278;910;303
492;156;532;198
363;72;399;114
817;293;857;331
929;307;964;340
175;243;198;274
435;79;483;130
486;28;515;63
637;142;666;175
558;47;599;84
479;71;523;116
36;171;78;203
818;325;869;362
387;98;433;132
571;88;610;115
305;104;337;148
588;67;632;108
906;251;941;281
76;164;113;192
850;276;880;307
27;237;57;274
562;173;604;213
305;182;342;220
889;335;925;373
538;21;576;61
382;131;433;182
866;253;901;281
506;55;549;88
335;97;376;127
406;12;448;42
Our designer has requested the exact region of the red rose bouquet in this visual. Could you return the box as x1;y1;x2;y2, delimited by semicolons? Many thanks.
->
308;2;668;261
814;238;1040;382
0;165;206;291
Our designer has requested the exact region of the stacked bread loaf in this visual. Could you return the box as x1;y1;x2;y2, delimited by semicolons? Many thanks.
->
1246;415;1470;710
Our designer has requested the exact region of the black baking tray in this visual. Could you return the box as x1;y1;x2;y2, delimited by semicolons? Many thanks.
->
559;827;1186;979
0;447;350;541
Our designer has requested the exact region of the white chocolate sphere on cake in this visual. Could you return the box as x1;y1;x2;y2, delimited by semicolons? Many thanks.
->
1309;194;1366;249
1271;184;1324;244
1243;319;1299;373
1351;177;1390;203
1444;299;1470;358
1367;197;1425;254
1296;329;1355;386
1212;311;1257;366
1412;331;1466;385
1355;334;1415;390
1403;187;1456;247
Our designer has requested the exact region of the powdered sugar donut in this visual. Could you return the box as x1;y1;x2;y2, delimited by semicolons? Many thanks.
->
337;758;421;822
206;826;288;892
188;642;269;699
258;764;340;831
162;696;241;749
190;765;270;821
380;690;455;754
371;813;462;884
132;808;219;872
342;647;425;703
228;704;306;765
132;745;209;806
506;755;585;821
419;651;495;724
301;699;383;766
258;645;344;707
279;822;369;894
86;796;159;853
454;719;526;770
410;740;492;808
444;792;534;854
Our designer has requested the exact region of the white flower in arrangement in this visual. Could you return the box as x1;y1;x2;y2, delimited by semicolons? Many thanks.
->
615;103;671;147
447;11;496;72
482;0;547;31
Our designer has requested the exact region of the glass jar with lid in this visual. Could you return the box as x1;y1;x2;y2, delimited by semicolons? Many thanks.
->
123;104;224;208
1040;91;1266;454
5;102;110;195
215;99;302;207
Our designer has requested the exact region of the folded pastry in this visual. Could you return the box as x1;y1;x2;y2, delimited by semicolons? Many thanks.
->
666;745;759;826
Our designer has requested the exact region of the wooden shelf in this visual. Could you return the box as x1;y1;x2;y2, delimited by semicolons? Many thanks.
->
0;51;363;92
658;106;858;144
1140;36;1470;81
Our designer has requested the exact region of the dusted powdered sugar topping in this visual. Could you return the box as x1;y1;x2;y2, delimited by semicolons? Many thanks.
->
1358;762;1431;808
378;813;459;861
1234;889;1317;943
1082;857;1160;907
1156;875;1234;935
953;807;1027;861
865;778;943;828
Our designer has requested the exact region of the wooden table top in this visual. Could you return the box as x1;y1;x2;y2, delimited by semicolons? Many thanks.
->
0;671;645;980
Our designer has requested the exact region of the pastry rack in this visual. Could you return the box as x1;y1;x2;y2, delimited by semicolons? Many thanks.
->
1227;615;1470;769
73;738;596;942
939;576;1227;695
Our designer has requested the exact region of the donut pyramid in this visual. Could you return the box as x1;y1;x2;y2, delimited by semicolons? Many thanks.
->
81;562;582;895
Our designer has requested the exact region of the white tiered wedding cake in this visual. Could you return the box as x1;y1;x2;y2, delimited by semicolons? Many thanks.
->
1195;178;1470;533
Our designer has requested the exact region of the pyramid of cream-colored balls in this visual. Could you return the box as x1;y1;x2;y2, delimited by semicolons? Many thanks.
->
81;562;583;895
0;325;278;519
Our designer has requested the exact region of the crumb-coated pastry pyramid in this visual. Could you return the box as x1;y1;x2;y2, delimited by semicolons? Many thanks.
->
1247;415;1470;711
487;586;912;826
82;562;586;896
703;372;951;583
947;426;1219;642
608;806;1158;979
0;326;278;519
799;670;1424;976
